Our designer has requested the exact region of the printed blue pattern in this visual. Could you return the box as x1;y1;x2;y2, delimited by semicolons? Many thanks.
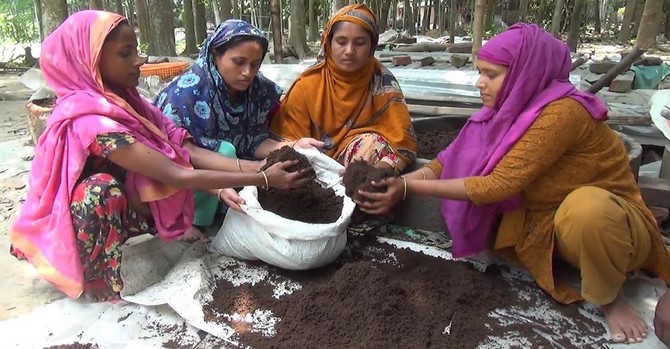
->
154;19;282;158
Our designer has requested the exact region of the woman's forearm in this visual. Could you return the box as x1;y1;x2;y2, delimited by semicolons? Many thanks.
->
254;138;292;159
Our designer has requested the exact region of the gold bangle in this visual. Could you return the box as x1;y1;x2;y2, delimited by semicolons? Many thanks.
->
418;169;427;180
260;170;269;189
217;188;224;203
236;158;243;173
402;177;407;200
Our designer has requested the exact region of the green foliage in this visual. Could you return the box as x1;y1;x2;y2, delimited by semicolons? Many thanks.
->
0;0;39;44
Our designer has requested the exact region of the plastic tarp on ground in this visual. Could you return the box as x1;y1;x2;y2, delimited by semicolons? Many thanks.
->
631;64;670;90
1;235;667;349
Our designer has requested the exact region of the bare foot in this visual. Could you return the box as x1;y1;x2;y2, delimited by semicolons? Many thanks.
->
177;225;210;243
601;293;648;343
83;280;119;302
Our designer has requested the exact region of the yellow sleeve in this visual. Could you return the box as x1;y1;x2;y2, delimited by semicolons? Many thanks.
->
269;81;313;142
464;99;590;205
424;158;444;177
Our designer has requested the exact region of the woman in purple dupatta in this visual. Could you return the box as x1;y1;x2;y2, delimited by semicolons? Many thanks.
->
357;23;670;344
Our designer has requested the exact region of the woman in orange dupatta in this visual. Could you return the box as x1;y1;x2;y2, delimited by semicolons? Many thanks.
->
270;4;417;172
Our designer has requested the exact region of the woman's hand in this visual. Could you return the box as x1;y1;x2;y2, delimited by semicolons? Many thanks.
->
293;137;325;150
218;188;245;212
355;177;405;215
263;161;315;189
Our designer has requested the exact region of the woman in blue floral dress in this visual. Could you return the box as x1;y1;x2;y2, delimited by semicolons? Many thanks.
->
155;20;322;227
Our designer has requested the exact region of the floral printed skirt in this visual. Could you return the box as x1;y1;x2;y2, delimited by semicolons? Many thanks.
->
70;173;155;293
337;132;407;172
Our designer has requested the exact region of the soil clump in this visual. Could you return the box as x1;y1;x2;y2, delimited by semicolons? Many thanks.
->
416;129;460;159
342;160;396;201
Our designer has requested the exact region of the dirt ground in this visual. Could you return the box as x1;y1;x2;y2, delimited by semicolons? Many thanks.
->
0;73;64;321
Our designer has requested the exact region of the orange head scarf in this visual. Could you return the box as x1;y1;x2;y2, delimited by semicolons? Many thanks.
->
270;4;417;168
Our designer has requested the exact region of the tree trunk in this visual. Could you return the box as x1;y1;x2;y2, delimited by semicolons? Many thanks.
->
289;0;310;58
194;0;207;45
566;0;585;52
183;0;199;54
595;0;602;34
449;0;456;43
270;0;283;63
126;0;135;26
90;0;104;9
631;0;645;35
550;0;565;36
414;0;420;32
332;0;346;14
472;0;485;66
379;0;391;31
421;0;431;33
148;0;176;56
518;0;529;22
485;0;496;30
635;0;663;50
221;0;232;20
232;0;240;18
665;11;670;41
212;0;222;25
135;0;151;48
42;0;69;38
619;0;638;43
349;0;356;4
114;0;123;13
403;0;414;34
308;0;318;41
241;0;249;21
535;0;546;25
391;0;398;29
34;0;44;41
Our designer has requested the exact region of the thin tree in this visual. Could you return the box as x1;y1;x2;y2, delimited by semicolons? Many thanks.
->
566;0;585;52
148;0;176;56
421;0;433;33
518;0;529;22
135;0;151;48
449;0;456;43
221;0;232;20
635;0;664;50
125;0;135;25
34;0;44;41
289;0;310;58
550;0;565;36
114;0;123;13
308;0;318;41
270;0;283;63
403;0;414;34
183;0;199;54
485;0;496;31
90;0;104;9
535;0;546;25
433;0;441;30
194;0;207;45
332;0;346;14
42;0;69;38
212;0;222;25
472;0;485;66
349;0;355;4
595;0;602;34
619;0;639;44
379;1;391;31
666;5;670;40
232;0;240;18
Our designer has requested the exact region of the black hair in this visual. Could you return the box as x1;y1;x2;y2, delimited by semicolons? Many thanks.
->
211;35;269;59
328;21;377;48
105;20;131;43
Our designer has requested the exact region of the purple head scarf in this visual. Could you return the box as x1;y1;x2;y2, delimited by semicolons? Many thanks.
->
437;23;608;258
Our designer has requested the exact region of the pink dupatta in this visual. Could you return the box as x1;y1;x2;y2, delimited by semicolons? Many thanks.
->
10;11;194;298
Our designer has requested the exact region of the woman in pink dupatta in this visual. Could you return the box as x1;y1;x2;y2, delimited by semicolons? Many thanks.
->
356;23;670;344
10;10;312;302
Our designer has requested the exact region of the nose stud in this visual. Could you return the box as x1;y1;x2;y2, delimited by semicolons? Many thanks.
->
353;50;356;55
